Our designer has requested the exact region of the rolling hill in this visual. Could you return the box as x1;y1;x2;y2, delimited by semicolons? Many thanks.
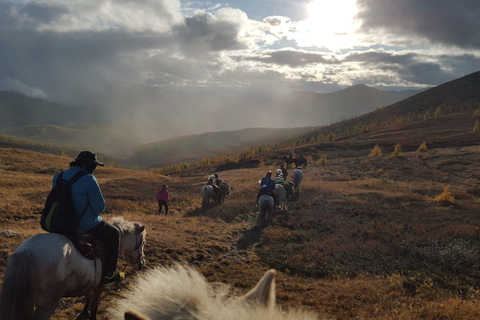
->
128;127;314;168
0;91;106;128
287;70;480;146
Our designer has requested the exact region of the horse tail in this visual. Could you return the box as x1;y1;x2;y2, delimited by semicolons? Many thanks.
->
0;250;34;320
258;200;271;228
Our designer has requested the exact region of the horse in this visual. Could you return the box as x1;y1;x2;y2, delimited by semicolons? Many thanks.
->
282;156;295;169
292;169;303;196
218;181;230;203
202;185;216;206
108;264;320;320
293;158;307;168
273;184;286;210
257;195;274;228
0;217;146;320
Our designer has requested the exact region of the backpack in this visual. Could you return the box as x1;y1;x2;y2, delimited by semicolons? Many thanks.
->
40;171;88;234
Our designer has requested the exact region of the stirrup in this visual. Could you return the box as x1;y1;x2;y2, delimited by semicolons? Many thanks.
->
101;271;125;287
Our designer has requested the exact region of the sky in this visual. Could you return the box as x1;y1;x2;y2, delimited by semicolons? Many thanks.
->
0;0;479;106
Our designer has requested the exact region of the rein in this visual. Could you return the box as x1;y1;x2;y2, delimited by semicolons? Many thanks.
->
119;228;145;265
98;227;145;302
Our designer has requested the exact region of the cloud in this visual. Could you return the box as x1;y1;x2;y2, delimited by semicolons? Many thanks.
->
356;0;480;49
242;50;338;67
0;0;478;112
176;8;250;57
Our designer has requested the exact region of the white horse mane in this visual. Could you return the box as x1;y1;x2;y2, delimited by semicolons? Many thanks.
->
110;216;141;234
109;264;320;320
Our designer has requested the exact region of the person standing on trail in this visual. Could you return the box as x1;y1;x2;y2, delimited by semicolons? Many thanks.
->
52;151;124;287
156;184;170;215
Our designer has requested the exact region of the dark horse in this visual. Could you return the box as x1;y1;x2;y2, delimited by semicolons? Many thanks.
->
283;157;307;168
293;158;307;168
282;156;295;168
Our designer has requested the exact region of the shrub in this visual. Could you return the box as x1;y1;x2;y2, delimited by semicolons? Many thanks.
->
416;142;427;152
434;107;441;119
435;185;455;204
369;145;383;157
391;143;404;157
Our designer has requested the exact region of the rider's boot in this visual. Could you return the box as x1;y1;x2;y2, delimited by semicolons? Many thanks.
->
101;270;125;287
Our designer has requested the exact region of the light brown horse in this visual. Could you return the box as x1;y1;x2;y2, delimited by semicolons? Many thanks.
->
109;264;321;320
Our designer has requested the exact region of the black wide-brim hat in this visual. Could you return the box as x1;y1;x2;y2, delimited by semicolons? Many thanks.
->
76;151;104;166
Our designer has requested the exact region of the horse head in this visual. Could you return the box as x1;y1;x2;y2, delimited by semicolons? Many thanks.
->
111;217;147;271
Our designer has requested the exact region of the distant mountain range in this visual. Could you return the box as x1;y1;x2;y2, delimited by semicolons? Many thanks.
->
290;70;480;144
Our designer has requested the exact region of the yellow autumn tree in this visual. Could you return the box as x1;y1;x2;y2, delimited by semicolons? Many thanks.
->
472;108;480;119
369;145;383;157
474;120;479;132
317;155;328;165
424;110;431;120
416;142;427;152
258;160;266;169
434;107;441;119
391;143;404;157
435;185;455;204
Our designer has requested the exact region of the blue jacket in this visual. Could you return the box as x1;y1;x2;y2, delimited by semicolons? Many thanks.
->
52;166;105;230
260;177;276;193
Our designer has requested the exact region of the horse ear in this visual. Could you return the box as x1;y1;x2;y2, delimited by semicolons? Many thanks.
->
125;309;151;320
136;225;145;234
241;269;276;307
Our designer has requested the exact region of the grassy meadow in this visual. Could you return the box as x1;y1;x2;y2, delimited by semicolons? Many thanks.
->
2;123;480;320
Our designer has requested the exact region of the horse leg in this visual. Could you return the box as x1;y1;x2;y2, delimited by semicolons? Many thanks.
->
86;287;103;320
76;296;92;320
32;295;61;320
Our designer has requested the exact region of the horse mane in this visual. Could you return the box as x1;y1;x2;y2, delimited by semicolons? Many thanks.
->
109;264;320;320
110;216;140;234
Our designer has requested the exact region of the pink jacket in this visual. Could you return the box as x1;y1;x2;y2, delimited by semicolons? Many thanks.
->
156;187;169;202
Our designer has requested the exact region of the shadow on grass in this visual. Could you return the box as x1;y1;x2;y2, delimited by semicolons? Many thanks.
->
183;205;218;218
235;210;287;250
236;226;263;250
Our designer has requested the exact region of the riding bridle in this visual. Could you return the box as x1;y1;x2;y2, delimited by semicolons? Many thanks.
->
119;229;145;266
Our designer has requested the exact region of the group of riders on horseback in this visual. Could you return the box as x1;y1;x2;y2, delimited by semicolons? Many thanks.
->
29;150;301;291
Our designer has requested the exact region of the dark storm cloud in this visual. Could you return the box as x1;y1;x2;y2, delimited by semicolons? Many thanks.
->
343;51;418;66
342;50;479;85
244;50;338;67
0;27;171;103
176;10;247;57
356;0;480;49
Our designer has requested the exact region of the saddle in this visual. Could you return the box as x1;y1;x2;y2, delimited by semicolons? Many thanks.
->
66;229;104;260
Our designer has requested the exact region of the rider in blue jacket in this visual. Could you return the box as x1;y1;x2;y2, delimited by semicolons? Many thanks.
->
52;151;123;287
256;171;276;203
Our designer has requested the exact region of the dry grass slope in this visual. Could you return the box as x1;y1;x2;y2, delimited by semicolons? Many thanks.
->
2;104;480;320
